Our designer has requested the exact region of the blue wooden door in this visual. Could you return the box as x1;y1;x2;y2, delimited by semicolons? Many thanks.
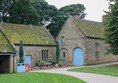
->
73;48;83;66
25;55;31;67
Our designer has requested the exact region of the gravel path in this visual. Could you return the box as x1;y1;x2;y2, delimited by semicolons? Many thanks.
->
31;62;118;83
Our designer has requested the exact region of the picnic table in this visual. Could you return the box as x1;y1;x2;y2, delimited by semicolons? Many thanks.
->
39;62;52;69
33;61;69;70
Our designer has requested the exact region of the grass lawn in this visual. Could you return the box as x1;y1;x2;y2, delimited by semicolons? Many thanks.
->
0;72;85;83
68;64;118;76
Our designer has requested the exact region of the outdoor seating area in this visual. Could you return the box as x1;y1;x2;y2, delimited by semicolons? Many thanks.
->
33;60;70;70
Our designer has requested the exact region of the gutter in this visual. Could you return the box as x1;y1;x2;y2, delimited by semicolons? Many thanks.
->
0;52;16;55
86;36;104;40
14;43;56;47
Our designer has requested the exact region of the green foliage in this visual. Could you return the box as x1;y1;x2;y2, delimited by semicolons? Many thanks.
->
8;0;39;25
0;0;86;39
46;15;66;38
46;4;86;38
39;60;46;64
103;0;118;54
0;0;39;25
0;0;13;22
59;4;86;18
30;0;58;25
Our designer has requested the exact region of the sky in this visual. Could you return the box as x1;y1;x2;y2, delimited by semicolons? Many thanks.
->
45;0;109;22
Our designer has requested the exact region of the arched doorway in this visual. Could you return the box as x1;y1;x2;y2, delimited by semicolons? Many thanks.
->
73;48;83;66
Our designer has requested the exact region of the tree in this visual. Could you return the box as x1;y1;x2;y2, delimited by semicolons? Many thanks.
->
8;0;39;25
0;0;39;25
30;0;58;25
0;0;13;22
46;15;66;38
103;0;118;54
46;4;86;38
59;4;86;18
0;0;86;39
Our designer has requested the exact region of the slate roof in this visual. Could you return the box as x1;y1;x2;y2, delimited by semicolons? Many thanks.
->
0;25;15;52
0;23;55;45
71;17;105;39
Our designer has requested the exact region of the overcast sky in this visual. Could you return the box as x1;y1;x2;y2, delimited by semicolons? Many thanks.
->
45;0;109;22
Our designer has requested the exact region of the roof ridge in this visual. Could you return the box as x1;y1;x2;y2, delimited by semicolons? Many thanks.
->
70;16;102;23
70;16;88;37
81;19;102;23
43;26;55;42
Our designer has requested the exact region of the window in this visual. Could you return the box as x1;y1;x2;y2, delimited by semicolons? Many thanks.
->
42;50;48;60
95;51;100;61
61;36;65;45
95;43;99;47
63;52;65;58
95;43;99;50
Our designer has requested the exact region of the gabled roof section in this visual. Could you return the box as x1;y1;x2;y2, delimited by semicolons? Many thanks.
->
0;23;55;45
0;24;15;52
71;17;105;39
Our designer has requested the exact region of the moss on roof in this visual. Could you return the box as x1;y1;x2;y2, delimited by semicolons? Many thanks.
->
0;23;55;45
0;24;14;52
72;17;105;39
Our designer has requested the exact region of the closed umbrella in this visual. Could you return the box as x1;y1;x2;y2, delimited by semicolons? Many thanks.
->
56;41;60;63
19;40;24;63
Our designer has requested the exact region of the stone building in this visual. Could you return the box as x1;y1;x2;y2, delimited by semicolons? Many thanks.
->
0;23;56;73
57;16;118;66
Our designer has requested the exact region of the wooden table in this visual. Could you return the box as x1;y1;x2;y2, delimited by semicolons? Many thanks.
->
39;63;52;69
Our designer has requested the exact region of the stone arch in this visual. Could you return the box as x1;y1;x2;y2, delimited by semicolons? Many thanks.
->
60;48;69;61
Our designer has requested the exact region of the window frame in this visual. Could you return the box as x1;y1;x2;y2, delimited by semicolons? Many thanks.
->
95;43;99;50
95;51;100;61
42;50;48;60
61;36;65;45
63;52;66;58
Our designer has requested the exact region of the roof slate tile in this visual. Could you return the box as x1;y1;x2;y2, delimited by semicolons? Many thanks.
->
71;17;105;39
0;23;55;45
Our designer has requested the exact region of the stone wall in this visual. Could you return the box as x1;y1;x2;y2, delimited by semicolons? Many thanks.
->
57;18;87;65
85;38;105;65
13;45;56;71
86;38;118;65
57;17;118;66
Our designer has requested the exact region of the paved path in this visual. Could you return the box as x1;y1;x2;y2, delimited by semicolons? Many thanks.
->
31;62;118;83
